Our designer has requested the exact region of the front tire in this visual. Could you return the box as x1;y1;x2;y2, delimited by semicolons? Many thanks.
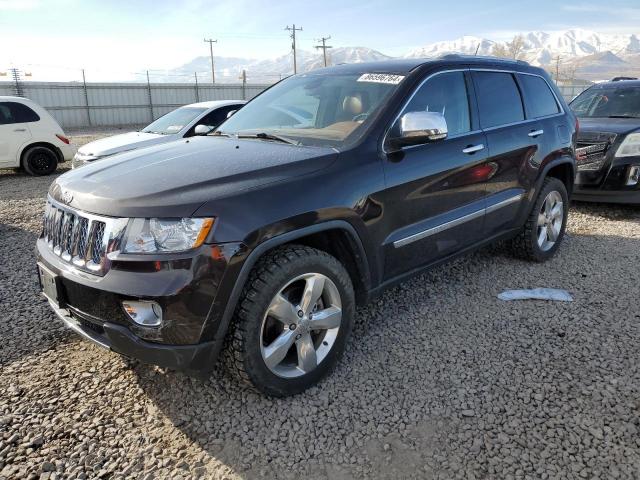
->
508;177;569;262
226;245;355;397
22;146;58;176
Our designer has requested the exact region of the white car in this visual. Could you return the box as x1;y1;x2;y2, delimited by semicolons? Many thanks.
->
0;96;77;176
72;100;245;168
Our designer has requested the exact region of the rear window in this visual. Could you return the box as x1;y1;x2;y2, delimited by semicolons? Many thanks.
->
519;74;560;118
473;72;524;128
0;101;40;124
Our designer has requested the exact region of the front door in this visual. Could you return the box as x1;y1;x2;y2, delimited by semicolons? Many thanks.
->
380;70;492;280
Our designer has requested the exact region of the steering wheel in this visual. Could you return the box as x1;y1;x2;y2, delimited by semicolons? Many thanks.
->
352;113;368;122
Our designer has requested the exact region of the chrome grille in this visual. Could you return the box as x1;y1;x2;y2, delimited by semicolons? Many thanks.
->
41;199;128;276
576;132;617;172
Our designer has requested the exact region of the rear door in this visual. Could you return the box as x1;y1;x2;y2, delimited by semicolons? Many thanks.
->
471;70;536;235
380;70;491;280
0;102;34;167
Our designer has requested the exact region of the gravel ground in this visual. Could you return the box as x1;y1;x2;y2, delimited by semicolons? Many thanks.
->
1;131;640;479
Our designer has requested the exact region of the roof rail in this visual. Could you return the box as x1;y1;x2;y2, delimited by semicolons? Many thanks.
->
437;53;530;65
611;76;638;82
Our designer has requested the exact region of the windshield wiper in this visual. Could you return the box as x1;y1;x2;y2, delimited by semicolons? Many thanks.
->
237;132;300;145
607;115;640;119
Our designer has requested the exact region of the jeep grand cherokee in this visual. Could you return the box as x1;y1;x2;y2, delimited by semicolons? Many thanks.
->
36;55;577;396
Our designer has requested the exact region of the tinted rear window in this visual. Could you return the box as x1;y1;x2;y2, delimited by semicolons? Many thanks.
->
0;101;40;124
519;74;560;118
474;72;524;128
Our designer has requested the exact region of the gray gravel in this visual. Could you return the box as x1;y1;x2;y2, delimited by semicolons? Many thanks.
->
1;134;640;478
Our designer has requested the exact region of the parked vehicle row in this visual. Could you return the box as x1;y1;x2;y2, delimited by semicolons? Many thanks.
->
71;100;245;168
35;55;580;396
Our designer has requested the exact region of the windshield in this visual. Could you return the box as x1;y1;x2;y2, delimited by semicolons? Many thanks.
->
142;107;207;134
216;72;405;147
570;85;640;118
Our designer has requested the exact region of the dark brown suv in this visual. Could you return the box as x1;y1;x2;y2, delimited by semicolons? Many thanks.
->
37;55;577;396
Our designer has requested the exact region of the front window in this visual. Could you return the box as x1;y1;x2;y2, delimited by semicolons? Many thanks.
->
216;72;404;147
570;85;640;119
142;107;207;135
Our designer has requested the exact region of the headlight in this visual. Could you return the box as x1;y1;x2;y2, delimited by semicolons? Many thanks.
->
122;218;214;253
615;133;640;158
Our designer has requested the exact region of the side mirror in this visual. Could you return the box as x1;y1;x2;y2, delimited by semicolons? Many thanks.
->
194;124;212;135
389;111;448;149
226;110;237;119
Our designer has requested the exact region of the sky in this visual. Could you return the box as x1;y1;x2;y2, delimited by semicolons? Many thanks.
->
1;0;640;81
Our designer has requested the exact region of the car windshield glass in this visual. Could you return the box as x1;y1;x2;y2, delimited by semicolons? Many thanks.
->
216;72;404;147
570;85;640;118
141;107;207;134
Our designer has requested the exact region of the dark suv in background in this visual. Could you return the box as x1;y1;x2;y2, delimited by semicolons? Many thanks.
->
36;55;577;396
570;78;640;203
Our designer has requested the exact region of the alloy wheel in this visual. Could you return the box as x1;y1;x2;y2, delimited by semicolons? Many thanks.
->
536;190;564;251
260;272;342;378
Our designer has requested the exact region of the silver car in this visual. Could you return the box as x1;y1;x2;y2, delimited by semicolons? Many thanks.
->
72;100;245;168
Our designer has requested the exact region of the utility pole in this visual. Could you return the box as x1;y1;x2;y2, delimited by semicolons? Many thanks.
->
239;69;247;100
203;38;217;84
554;55;561;82
194;72;200;102
81;69;91;126
314;36;333;67
285;24;303;74
9;68;24;97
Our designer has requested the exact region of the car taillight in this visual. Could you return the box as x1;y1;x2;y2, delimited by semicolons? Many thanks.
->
56;134;70;145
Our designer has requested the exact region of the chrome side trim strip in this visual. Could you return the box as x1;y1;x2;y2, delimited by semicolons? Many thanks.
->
485;193;524;214
393;208;484;248
393;192;524;248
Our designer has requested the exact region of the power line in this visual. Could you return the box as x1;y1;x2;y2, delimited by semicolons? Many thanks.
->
285;24;303;74
203;38;218;84
314;36;333;67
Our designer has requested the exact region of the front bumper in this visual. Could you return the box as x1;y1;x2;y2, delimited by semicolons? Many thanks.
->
573;158;640;204
47;299;219;372
36;236;245;372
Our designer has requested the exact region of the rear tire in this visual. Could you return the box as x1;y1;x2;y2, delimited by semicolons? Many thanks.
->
22;146;58;176
508;177;569;262
226;245;355;397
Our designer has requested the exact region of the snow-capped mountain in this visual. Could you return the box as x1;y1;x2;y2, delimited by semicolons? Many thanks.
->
407;29;640;66
170;47;391;84
168;29;640;84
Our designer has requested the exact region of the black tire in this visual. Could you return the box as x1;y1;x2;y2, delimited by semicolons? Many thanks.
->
508;177;569;262
226;245;355;397
22;146;58;176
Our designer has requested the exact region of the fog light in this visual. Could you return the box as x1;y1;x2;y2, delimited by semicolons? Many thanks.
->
626;166;640;186
122;300;163;327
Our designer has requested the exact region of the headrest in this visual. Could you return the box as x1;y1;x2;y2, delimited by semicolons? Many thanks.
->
343;93;364;116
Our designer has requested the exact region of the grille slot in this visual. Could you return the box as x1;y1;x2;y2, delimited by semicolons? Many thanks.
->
41;200;124;276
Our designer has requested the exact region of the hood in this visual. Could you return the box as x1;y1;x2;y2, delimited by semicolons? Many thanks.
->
77;131;169;157
578;117;640;136
50;136;337;218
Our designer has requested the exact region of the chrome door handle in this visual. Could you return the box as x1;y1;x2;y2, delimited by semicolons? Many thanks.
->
462;144;484;154
528;129;544;137
13;128;27;132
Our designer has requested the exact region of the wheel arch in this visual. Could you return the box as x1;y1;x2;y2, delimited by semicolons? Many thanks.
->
20;142;64;166
199;220;372;371
538;157;576;196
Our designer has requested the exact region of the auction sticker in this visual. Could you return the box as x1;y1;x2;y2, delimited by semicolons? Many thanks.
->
357;73;405;85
